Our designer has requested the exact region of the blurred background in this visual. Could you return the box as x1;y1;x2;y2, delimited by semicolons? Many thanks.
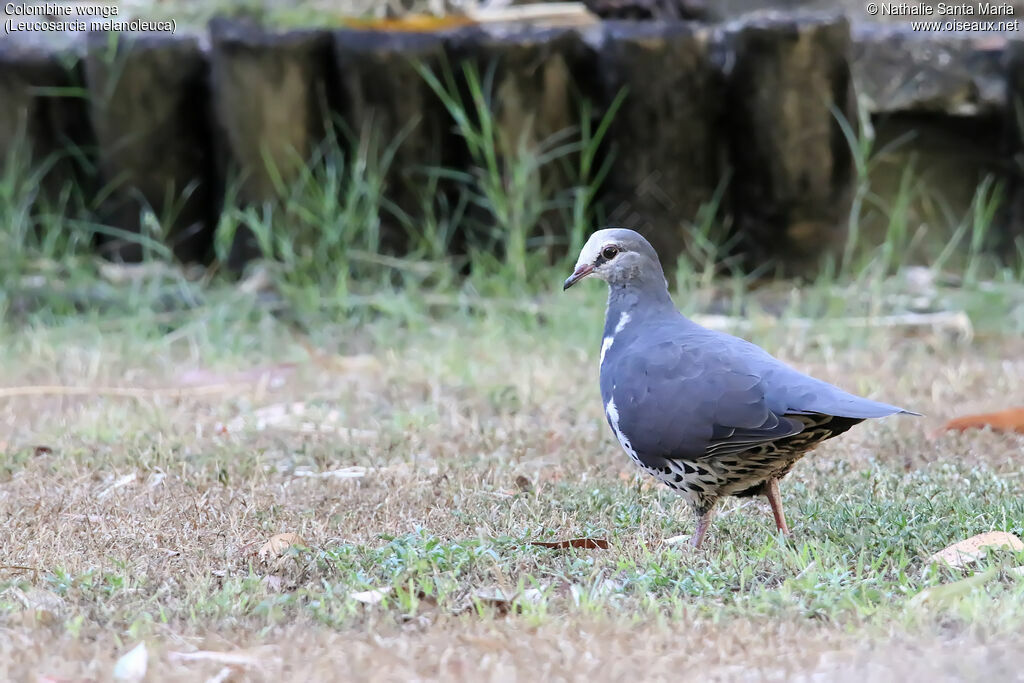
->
1;0;1022;329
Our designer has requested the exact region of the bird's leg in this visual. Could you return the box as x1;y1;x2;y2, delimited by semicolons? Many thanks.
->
763;478;790;535
690;507;715;549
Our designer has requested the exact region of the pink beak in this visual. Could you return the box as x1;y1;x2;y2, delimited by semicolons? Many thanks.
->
563;264;594;290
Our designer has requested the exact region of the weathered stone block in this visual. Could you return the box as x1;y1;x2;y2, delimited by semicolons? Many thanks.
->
724;12;856;272
333;30;455;249
439;24;596;258
852;23;1007;116
446;24;591;159
594;21;723;263
1001;38;1024;253
0;35;92;202
209;18;335;265
85;31;214;262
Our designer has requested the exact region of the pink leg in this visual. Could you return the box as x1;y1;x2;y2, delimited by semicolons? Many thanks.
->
763;478;790;535
690;508;715;549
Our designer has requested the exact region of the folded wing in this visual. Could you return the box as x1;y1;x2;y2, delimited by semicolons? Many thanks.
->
603;332;912;467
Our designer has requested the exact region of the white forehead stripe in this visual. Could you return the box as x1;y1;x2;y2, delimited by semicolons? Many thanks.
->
575;234;619;269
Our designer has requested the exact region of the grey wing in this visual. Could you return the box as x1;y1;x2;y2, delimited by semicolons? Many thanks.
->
607;339;806;465
750;347;918;419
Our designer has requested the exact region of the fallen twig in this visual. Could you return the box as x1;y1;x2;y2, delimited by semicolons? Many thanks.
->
468;2;598;26
0;565;43;574
530;538;609;550
0;383;251;399
167;650;273;667
292;466;368;479
693;310;973;339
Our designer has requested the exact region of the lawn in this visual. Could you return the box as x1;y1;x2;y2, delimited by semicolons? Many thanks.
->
3;36;1024;678
2;279;1023;681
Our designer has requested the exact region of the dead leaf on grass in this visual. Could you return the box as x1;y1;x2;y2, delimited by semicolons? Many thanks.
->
204;666;241;683
569;577;625;605
113;642;147;682
257;533;305;562
928;532;1024;569
292;466;367;479
530;538;609;550
662;535;694;546
96;472;137;500
168;649;271;668
941;407;1024;435
514;475;533;492
469;587;517;614
462;587;545;616
350;587;391;605
911;568;1000;607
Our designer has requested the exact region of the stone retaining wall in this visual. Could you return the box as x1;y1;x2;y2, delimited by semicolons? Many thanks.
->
1;13;1019;270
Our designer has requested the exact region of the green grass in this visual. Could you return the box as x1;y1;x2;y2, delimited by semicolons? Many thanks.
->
0;297;1022;678
2;46;1024;681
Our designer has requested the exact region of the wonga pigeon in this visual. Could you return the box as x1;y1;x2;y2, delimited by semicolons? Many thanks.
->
563;228;917;548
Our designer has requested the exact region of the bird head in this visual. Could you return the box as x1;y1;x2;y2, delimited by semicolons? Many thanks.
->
563;227;666;291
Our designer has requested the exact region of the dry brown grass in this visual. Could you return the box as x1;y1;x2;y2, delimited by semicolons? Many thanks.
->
8;618;1024;681
2;302;1023;681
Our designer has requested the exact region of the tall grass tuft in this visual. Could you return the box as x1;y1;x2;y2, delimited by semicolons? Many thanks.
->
2;71;1019;331
212;128;400;317
0;135;91;278
417;59;622;292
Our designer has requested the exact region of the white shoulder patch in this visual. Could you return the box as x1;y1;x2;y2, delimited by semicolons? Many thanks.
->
605;397;640;465
600;336;614;365
600;312;632;367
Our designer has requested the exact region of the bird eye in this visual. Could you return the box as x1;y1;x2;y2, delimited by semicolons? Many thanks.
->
601;246;619;260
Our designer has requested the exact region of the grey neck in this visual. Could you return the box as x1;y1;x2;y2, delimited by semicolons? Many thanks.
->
604;279;677;335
